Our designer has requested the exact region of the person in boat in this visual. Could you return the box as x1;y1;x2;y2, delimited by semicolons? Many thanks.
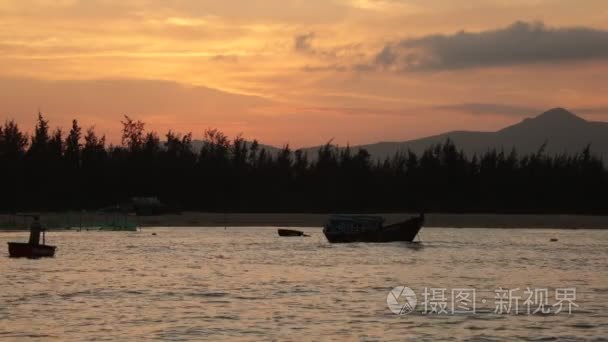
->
28;215;42;246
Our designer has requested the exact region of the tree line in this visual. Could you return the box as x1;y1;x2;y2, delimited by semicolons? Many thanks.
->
0;113;606;214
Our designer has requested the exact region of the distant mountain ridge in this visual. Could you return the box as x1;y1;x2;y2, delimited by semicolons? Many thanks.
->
190;140;278;155
295;108;608;160
193;108;608;160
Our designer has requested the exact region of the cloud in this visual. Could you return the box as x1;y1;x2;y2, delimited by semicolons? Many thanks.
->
301;64;348;72
293;32;365;61
0;77;272;141
437;104;608;118
294;32;316;53
435;103;539;116
574;107;608;116
374;45;398;66
210;54;239;63
293;105;413;117
374;21;608;71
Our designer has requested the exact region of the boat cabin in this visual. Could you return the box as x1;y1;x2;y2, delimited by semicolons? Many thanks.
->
325;215;384;233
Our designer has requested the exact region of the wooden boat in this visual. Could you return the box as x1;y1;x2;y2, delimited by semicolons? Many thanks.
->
7;242;56;258
278;228;308;237
323;214;424;243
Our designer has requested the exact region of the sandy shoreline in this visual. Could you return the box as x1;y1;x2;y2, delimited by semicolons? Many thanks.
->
1;212;608;229
136;212;608;229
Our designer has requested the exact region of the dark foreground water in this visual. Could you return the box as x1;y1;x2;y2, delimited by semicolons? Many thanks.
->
1;227;607;341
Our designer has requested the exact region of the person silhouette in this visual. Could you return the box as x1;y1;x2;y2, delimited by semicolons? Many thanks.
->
28;216;42;246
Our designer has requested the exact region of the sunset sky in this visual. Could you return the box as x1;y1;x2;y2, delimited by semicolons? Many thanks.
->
1;0;608;147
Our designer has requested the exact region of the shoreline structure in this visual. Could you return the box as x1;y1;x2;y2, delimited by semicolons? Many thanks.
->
1;212;607;230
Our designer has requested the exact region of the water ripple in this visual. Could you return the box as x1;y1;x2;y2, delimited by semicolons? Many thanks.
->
1;227;606;340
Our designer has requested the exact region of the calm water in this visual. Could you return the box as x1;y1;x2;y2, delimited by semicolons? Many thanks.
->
1;227;607;341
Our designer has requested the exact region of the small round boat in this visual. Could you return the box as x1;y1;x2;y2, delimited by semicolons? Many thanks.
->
8;242;56;258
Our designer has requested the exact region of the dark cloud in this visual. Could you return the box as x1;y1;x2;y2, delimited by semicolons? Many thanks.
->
301;64;348;72
435;103;539;116
374;45;398;66
294;33;365;62
374;21;608;71
301;63;375;73
294;32;315;53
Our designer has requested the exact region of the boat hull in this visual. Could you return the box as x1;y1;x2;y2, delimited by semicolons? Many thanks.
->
278;229;306;237
7;242;56;258
324;216;423;243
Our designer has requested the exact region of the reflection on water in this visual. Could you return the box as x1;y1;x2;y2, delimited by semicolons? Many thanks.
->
1;228;607;341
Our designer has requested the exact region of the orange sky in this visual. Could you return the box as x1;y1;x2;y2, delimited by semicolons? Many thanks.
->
1;0;608;147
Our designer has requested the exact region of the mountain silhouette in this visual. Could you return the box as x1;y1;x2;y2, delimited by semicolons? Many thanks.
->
188;108;607;160
301;108;608;160
190;140;279;155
